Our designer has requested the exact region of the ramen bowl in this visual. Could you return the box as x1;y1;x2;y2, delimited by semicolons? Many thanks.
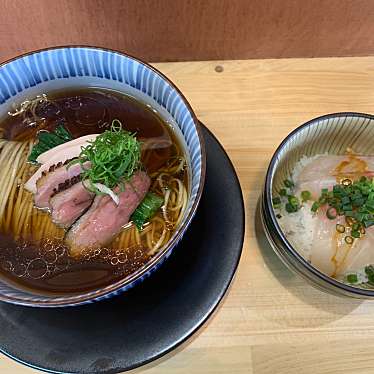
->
0;46;205;307
261;112;374;298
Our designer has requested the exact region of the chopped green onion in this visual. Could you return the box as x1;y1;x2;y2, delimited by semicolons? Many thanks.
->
345;236;354;244
318;197;327;205
352;198;365;207
342;178;352;186
326;207;337;220
279;188;287;196
288;195;299;207
352;222;361;231
311;202;320;213
347;274;358;284
75;120;142;193
344;210;354;217
321;188;328;195
301;190;311;201
365;265;374;277
284;179;294;188
355;212;365;222
365;265;374;284
366;200;374;210
285;203;297;213
333;185;343;193
272;197;281;208
346;216;355;226
343;204;353;211
351;230;361;239
341;196;351;205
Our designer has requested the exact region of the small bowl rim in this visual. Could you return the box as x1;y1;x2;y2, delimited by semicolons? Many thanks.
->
264;111;374;297
0;45;206;306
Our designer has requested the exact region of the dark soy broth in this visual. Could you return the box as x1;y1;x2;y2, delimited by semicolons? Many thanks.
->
0;88;187;295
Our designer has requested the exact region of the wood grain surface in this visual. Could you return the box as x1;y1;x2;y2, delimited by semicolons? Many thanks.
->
2;57;374;373
1;0;374;62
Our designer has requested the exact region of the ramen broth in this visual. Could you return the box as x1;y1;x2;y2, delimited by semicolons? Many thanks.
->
0;88;188;295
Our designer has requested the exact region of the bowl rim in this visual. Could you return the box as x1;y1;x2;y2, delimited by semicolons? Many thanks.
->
264;111;374;297
0;45;206;306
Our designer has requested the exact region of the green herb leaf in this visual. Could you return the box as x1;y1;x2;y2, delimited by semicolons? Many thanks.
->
28;124;72;163
131;192;164;230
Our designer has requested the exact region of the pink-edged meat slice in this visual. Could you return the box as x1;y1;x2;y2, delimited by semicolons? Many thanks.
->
66;171;150;257
34;161;90;210
50;182;95;229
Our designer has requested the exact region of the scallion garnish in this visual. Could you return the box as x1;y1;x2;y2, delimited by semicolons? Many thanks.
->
272;197;281;209
72;120;141;195
285;203;298;213
279;188;287;196
351;230;361;239
321;188;328;196
288;195;299;208
326;207;337;220
345;236;354;244
272;179;302;213
346;216;355;226
311;202;320;213
365;265;374;284
301;190;311;201
342;178;352;186
347;274;358;284
284;179;294;188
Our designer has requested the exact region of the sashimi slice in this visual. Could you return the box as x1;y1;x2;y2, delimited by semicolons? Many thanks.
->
295;155;374;199
310;211;342;276
340;227;374;275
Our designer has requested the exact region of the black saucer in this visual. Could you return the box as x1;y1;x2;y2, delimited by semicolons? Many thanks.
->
0;124;244;374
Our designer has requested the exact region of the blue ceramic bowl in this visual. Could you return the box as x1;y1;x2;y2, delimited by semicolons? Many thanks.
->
0;46;206;307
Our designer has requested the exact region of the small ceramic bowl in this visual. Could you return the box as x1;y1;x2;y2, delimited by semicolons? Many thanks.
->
0;46;205;307
261;112;374;298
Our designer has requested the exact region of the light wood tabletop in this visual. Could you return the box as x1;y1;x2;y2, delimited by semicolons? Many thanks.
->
2;57;374;374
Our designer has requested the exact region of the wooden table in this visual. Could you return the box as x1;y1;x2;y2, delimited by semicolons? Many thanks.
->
2;57;374;374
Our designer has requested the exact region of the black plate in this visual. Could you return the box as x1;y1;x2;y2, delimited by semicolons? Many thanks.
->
0;124;244;374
